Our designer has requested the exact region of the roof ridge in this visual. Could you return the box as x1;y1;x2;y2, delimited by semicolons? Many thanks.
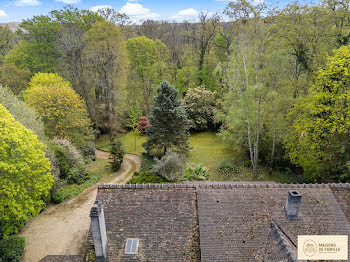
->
97;183;350;190
98;184;196;189
270;220;297;262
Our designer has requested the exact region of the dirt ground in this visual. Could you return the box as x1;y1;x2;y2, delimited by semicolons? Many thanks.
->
19;150;141;262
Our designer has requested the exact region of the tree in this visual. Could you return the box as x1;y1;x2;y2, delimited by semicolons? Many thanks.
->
53;6;102;118
285;44;350;182
109;136;125;171
24;73;91;141
0;85;46;142
143;81;189;157
84;21;128;131
182;86;216;131
0;64;30;95
0;26;15;64
184;13;220;85
0;105;53;237
126;36;170;113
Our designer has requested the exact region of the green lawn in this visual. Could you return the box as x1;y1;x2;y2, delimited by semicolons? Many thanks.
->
95;133;146;155
95;131;298;183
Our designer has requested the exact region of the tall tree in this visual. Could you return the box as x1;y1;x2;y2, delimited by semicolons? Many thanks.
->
126;36;170;113
143;81;189;157
84;21;128;131
184;13;220;85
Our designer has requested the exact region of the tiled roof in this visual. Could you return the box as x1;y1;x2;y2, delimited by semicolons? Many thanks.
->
95;186;199;261
196;186;349;261
93;183;349;261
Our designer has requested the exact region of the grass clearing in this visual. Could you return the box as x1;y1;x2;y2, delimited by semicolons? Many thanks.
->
95;131;299;183
95;133;146;155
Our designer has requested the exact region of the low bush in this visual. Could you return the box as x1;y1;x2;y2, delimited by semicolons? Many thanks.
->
218;160;240;178
183;164;210;181
67;166;90;185
127;171;169;184
152;152;186;182
140;153;155;171
0;235;25;262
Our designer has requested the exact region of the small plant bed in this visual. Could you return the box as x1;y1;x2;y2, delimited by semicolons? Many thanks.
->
127;171;170;184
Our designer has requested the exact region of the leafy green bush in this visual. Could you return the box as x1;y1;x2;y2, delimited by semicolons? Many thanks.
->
218;160;240;178
152;152;186;182
79;142;96;161
52;139;84;179
54;145;72;179
50;180;65;204
127;171;169;184
141;153;155;171
0;235;25;262
67;166;90;185
183;164;210;181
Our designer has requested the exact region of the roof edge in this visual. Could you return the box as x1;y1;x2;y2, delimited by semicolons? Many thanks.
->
97;183;350;189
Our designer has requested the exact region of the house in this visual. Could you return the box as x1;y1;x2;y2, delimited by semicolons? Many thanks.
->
40;182;349;261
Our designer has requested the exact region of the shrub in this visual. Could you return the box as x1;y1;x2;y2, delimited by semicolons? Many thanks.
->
152;152;185;182
182;86;216;131
183;164;210;181
0;235;25;262
109;136;125;171
137;116;150;132
52;139;84;179
50;180;65;204
140;153;155;171
127;171;169;184
0;105;53;237
218;160;240;178
67;166;90;185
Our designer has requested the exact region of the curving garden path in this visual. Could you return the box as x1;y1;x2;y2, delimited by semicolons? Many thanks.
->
19;150;141;262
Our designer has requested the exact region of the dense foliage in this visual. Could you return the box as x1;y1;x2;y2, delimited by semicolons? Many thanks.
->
0;105;53;237
127;171;169;184
0;235;25;262
0;85;46;142
183;164;210;181
25;73;91;141
1;0;349;184
285;45;350;182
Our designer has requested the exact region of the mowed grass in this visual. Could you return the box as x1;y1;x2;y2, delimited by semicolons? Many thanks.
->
188;132;241;179
95;133;146;155
95;131;298;183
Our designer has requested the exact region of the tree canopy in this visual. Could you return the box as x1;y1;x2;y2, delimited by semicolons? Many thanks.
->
285;44;350;182
24;73;91;141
